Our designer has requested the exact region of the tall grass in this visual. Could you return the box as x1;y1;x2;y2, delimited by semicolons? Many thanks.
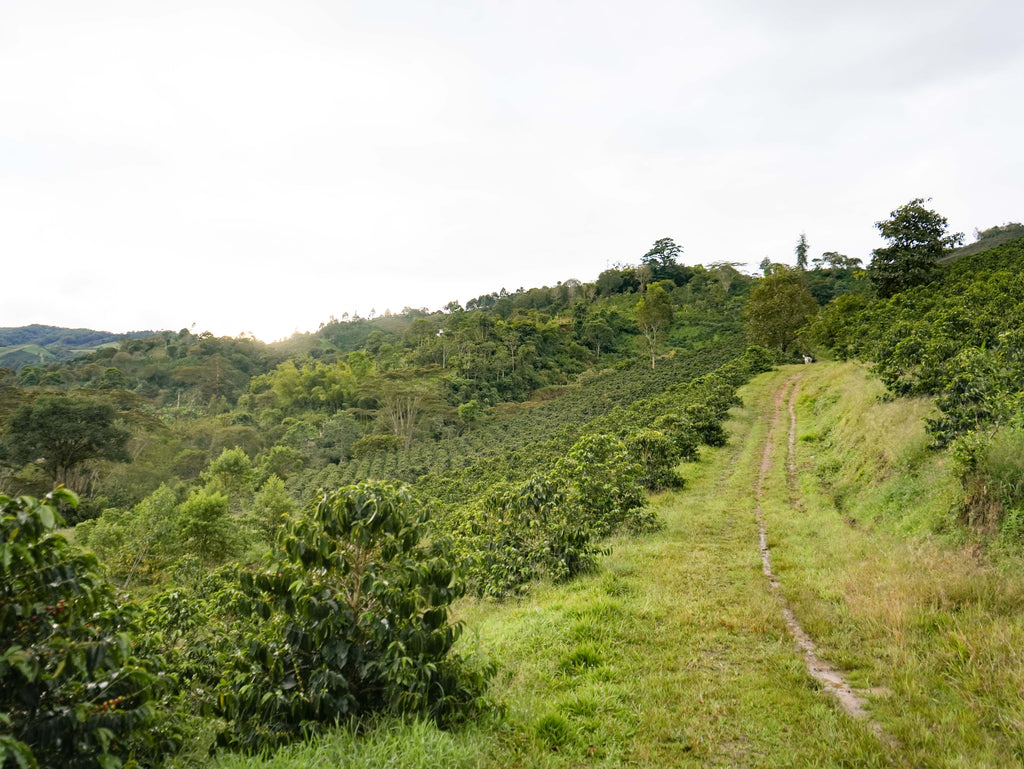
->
796;362;960;535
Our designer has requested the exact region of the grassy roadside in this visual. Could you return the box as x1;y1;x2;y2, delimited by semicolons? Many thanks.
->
454;370;887;768
768;362;1024;767
211;361;1024;768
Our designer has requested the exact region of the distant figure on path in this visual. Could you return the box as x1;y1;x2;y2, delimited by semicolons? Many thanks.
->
802;355;813;364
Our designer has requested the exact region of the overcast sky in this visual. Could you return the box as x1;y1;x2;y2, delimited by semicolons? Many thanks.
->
2;0;1022;341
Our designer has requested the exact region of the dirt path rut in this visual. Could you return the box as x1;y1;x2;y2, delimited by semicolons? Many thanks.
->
755;374;893;743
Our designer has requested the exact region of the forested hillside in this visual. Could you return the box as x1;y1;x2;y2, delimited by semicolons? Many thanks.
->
3;209;1023;768
0;240;784;765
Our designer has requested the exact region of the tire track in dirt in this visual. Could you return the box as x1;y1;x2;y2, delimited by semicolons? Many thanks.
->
755;373;894;746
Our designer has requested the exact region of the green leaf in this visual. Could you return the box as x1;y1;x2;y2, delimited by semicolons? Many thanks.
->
96;753;122;769
0;736;39;769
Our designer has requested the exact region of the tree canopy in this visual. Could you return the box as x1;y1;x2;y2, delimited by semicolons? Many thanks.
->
868;198;964;298
640;238;692;284
635;283;674;369
743;266;817;353
795;233;809;270
1;394;130;491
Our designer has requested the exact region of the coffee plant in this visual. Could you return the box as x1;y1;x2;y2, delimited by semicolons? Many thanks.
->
1;490;170;769
626;429;685;490
215;482;493;752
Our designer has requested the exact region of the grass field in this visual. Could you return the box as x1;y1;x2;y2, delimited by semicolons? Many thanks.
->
211;362;1024;768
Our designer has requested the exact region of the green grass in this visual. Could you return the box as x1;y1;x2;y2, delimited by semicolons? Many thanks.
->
448;368;889;768
206;361;1024;768
206;718;491;769
0;343;56;368
767;363;1024;767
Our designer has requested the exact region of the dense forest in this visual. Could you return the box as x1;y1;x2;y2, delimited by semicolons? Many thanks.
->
3;208;1023;768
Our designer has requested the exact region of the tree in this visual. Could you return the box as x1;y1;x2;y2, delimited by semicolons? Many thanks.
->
596;268;625;296
249;475;296;542
813;251;862;270
642;237;682;270
176;488;239;569
641;237;690;283
203;446;256;514
74;483;180;586
1;394;130;491
743;266;817;352
371;374;441;450
795;233;809;270
868;198;964;298
635;282;674;369
457;399;482;429
581;317;615;358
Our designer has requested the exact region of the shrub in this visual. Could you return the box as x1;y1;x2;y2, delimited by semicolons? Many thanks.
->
625;429;685;490
216;482;493;752
350;434;403;459
650;414;700;461
552;434;649;537
469;475;603;596
682;403;728;448
0;490;169;769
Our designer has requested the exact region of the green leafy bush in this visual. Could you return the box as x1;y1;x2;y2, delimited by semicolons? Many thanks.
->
650;414;700;462
625;429;684;490
350;434;403;459
216;482;493;752
468;474;603;597
1;490;170;769
552;434;651;537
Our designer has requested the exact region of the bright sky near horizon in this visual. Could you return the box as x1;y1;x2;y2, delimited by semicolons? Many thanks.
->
2;0;1022;342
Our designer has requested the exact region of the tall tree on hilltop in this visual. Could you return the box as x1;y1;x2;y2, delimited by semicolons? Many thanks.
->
868;198;964;298
641;237;684;282
795;233;809;270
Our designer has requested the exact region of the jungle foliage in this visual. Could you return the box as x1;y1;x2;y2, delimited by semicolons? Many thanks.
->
807;231;1024;536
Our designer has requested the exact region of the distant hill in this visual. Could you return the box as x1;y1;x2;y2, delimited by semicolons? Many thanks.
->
941;222;1024;262
0;324;161;370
